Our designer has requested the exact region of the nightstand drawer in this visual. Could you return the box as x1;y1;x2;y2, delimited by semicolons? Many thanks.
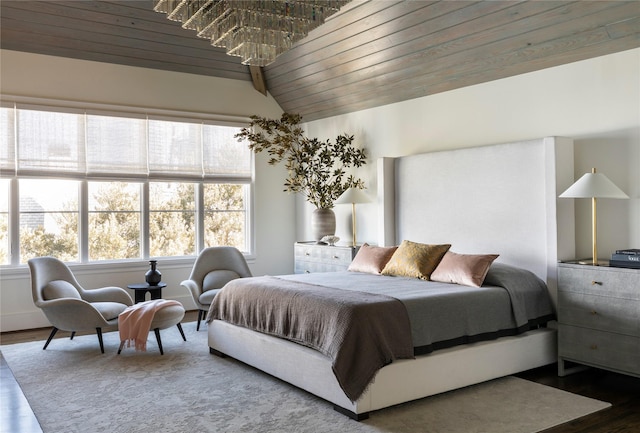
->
557;263;640;378
559;324;640;376
558;266;640;299
557;291;640;336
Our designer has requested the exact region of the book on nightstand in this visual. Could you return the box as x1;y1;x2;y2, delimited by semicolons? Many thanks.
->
610;249;640;269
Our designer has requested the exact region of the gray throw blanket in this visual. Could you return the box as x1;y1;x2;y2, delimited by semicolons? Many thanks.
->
483;263;554;328
208;276;414;401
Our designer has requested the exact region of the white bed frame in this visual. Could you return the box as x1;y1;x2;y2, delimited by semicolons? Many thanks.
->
209;137;575;419
210;321;556;419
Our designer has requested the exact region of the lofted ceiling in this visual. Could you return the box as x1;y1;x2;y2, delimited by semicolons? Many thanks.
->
2;1;639;122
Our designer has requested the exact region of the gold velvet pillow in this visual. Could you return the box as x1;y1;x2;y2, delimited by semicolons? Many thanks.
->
348;243;398;274
430;251;499;287
381;240;451;280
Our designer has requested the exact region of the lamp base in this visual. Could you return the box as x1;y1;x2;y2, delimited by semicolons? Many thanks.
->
575;258;609;266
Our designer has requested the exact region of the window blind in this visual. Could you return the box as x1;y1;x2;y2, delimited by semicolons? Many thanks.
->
2;104;251;181
203;123;251;179
148;119;203;179
16;107;86;177
0;105;15;176
86;113;147;178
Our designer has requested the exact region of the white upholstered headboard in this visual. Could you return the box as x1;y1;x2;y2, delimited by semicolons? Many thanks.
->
379;137;575;301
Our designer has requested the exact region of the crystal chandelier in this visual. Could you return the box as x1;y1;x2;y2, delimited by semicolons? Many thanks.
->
153;0;351;67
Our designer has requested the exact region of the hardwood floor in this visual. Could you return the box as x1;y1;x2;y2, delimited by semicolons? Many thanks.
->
1;352;42;433
516;365;640;433
2;312;639;433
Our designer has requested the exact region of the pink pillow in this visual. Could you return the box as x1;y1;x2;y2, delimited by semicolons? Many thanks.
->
348;243;398;274
430;251;499;287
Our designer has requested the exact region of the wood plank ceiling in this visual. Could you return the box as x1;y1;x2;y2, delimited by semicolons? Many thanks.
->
2;1;639;122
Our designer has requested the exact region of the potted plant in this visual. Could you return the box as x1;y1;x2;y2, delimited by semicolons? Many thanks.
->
236;113;367;241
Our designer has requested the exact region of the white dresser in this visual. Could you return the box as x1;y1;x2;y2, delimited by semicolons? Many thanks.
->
294;242;358;274
557;262;640;377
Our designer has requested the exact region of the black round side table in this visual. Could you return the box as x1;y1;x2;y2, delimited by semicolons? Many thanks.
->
127;282;167;304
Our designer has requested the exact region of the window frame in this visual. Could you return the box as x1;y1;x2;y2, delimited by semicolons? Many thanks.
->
1;96;255;268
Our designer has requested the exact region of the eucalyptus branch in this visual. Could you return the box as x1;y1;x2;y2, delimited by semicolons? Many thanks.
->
236;113;366;209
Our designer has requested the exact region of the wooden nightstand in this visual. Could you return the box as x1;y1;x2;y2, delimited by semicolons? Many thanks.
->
557;262;640;378
294;242;358;274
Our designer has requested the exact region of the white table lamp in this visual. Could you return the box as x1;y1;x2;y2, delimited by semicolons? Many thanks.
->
335;188;370;247
559;167;629;265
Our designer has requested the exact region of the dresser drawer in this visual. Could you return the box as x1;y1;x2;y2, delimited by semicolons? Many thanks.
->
318;247;354;264
557;291;640;336
296;245;355;264
294;260;350;274
559;324;640;376
294;242;358;274
558;265;640;299
295;243;321;261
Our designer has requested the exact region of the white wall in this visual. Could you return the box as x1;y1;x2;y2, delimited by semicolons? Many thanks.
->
0;50;291;332
302;48;640;261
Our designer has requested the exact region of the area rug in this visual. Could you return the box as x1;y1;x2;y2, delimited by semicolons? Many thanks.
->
1;322;610;433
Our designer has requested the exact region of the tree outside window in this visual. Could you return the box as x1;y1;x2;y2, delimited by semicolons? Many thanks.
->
149;182;196;257
88;181;141;261
204;183;247;250
19;179;79;263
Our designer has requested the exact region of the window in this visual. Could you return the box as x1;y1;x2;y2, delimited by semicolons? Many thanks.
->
19;179;80;263
88;181;141;261
204;183;248;249
1;102;252;266
0;179;9;263
149;182;196;257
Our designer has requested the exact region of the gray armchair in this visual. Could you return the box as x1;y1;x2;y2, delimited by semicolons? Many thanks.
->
28;256;133;353
181;246;252;330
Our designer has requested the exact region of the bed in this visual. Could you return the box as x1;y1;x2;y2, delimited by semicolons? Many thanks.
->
207;137;575;420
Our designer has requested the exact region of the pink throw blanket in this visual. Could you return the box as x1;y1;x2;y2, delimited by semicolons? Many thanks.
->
119;299;182;351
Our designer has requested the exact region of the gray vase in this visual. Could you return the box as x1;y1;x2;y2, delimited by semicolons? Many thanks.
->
311;208;336;242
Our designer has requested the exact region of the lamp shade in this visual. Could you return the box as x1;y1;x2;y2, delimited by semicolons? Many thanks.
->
559;169;629;199
335;188;371;204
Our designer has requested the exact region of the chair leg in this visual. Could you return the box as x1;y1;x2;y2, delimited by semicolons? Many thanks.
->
196;309;204;331
96;328;105;354
70;331;76;340
43;327;58;350
154;328;164;355
176;323;187;341
117;340;126;355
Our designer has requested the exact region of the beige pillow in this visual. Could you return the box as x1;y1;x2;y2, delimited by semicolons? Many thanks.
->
348;243;398;274
431;251;499;287
381;240;451;280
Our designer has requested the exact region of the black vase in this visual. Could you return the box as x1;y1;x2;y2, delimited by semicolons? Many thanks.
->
145;260;162;285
